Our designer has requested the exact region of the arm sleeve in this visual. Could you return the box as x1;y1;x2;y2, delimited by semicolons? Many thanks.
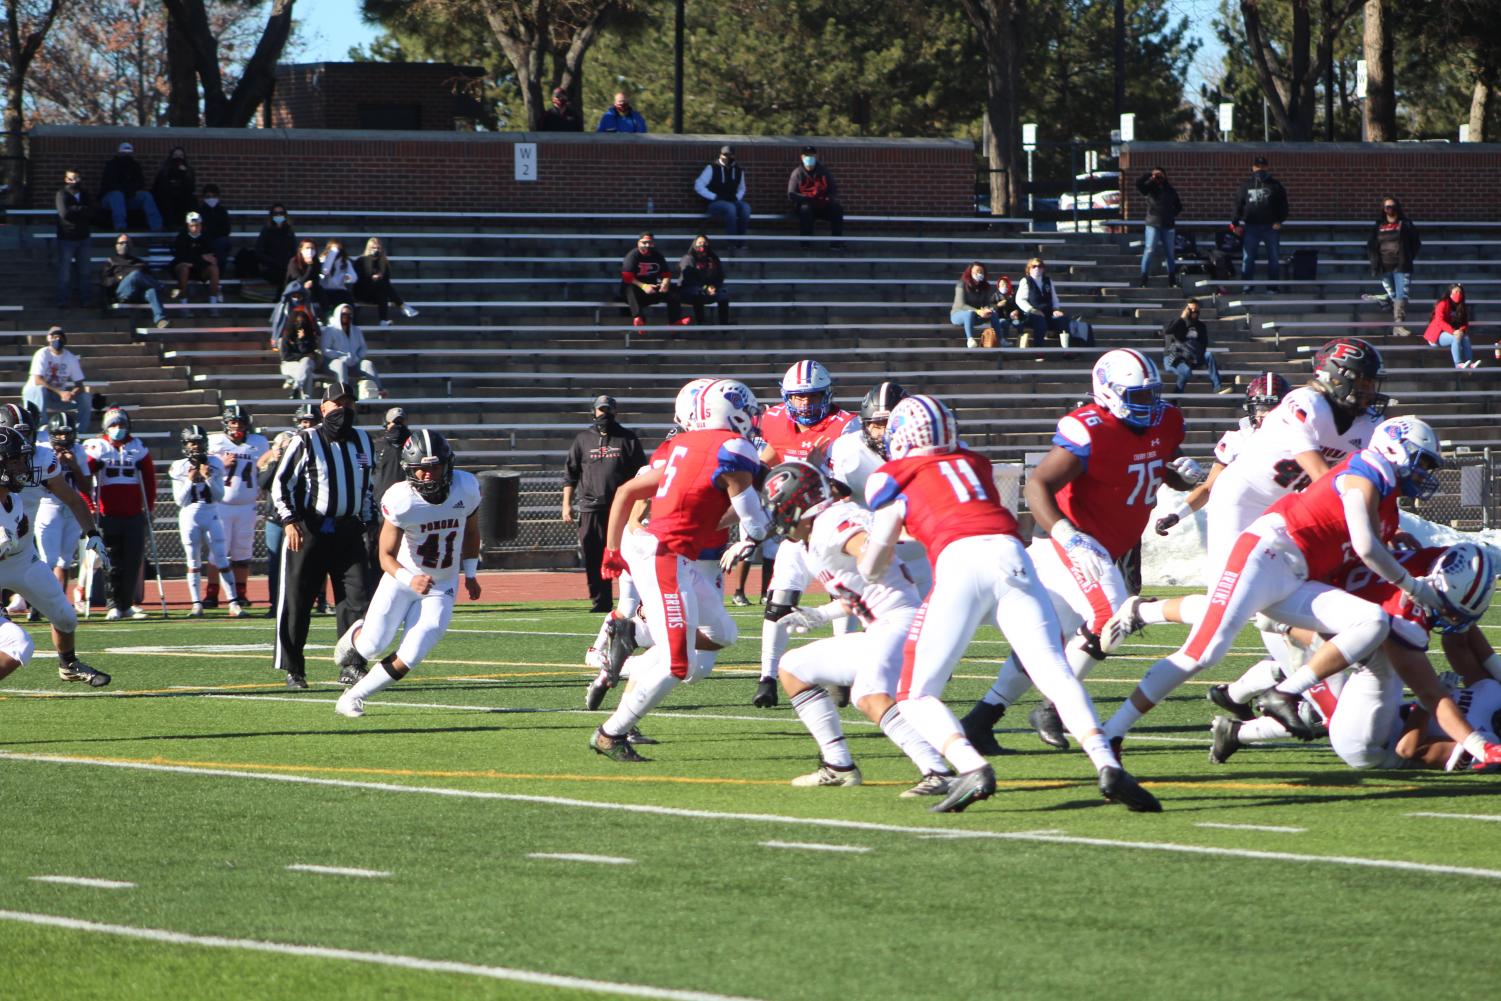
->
825;171;839;201
626;436;647;477
787;168;802;201
55;189;68;221
1342;484;1406;584
169;464;194;507
563;436;582;487
736;172;747;200
693;165;714;201
271;434;307;525
857;500;905;579
729;487;770;542
952;282;970;313
1015;281;1034;313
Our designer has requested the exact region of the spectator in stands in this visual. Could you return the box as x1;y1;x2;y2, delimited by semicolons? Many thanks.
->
55;167;93;308
318;239;357;312
695;145;750;242
541;87;583;131
563;394;647;613
354;237;419;326
1015;257;1084;349
24;326;94;430
1364;196;1421;335
100;234;168;329
321;303;385;399
197;183;233;274
950;262;1003;349
249;203;296;286
596;91;647;133
99;141;163;232
1161;299;1227;394
787;145;844;247
1424;283;1479;369
1136;166;1183;288
280;310;321;399
170;211;222;305
152;146;197;233
993;275;1024;344
677;234;731;325
286;238;322;303
620;233;686;328
1231;154;1288;291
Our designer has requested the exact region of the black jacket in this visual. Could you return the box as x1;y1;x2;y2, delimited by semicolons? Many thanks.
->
677;250;726;295
564;423;646;512
1232;170;1288;227
1162;316;1210;367
55;186;92;240
153;160;197;229
99;155;145;197
280;321;320;363
199;201;231;242
172;228;214;268
1365;216;1421;275
100;252;151;294
1135;173;1182;228
540;104;583;131
370;430;409;524
256;222;297;273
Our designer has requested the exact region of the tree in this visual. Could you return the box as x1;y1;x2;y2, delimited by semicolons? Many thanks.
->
1361;0;1394;140
1240;0;1362;141
162;0;294;127
2;0;65;203
963;0;1025;216
357;0;517;127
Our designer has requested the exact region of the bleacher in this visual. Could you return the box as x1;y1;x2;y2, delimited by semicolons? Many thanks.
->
4;209;1497;566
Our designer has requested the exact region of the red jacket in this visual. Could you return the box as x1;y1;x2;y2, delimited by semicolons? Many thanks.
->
82;435;156;517
1423;295;1471;345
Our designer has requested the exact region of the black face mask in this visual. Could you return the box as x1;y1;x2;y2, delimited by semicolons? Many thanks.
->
323;407;353;441
384;424;407;446
593;416;613;434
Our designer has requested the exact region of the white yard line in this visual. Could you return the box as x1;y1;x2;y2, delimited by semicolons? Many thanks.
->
0;910;763;1001
285;864;391;878
760;841;871;854
28;875;135;889
526;853;636;865
1195;822;1306;834
1407;812;1501;823
3;751;1496;882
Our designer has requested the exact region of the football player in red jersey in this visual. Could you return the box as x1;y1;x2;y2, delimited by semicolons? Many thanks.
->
958;349;1199;754
862;395;1160;814
744;359;861;708
589;379;770;761
1102;417;1446;748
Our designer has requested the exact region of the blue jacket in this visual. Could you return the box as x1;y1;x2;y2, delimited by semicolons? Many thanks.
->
596;107;648;133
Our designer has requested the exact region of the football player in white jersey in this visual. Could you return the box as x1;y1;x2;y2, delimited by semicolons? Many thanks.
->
334;430;481;717
168;425;242;617
0;427;111;685
758;461;954;797
207;404;269;607
32;412;92;604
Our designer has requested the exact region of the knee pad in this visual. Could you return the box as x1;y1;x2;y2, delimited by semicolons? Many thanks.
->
764;591;802;623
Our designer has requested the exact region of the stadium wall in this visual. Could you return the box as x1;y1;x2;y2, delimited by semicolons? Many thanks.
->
24;126;975;217
1121;142;1501;222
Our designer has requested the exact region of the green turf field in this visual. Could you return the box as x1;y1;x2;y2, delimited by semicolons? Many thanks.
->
2;594;1499;1001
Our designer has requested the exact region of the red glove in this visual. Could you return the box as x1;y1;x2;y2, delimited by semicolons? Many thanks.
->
601;548;629;580
1472;742;1501;770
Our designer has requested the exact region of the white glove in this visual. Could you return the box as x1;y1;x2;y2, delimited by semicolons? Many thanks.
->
86;532;112;572
777;608;823;636
0;529;19;559
1168;455;1205;485
1252;612;1292;636
1050;520;1111;584
1399;572;1441;612
718;539;758;572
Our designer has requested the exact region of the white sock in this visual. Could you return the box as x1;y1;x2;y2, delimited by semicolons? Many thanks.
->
602;653;679;736
983;656;1031;707
1081;732;1119;771
1176;592;1209;625
346;661;400;701
1228;658;1280;703
1139;599;1171;625
618;652;650;682
590;616;612;653
618;575;640;617
1275;665;1321;697
1138;652;1201;704
901;695;986;774
220;571;239;602
633;615;656;649
791;688;852;767
685;649;717;683
1065;634;1102;679
1104;700;1144;741
760;617;787;680
880;705;950;775
1240;715;1291;742
185;570;201;603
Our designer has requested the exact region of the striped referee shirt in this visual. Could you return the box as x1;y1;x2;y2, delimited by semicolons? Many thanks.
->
271;426;374;526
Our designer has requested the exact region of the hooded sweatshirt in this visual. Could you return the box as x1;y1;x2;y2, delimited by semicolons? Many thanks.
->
320;303;369;363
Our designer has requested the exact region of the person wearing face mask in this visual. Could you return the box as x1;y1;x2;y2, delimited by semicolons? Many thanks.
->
1362;197;1421;335
596;90;648;133
694;145;751;242
1423;283;1480;370
250;203;297;286
1231;154;1289;292
1015;257;1089;350
354;237;419;326
677;234;732;325
541;86;582;131
98;141;163;231
318;239;357;312
787;145;844;247
82;407;156;620
101;235;169;329
54;168;93;308
563;395;647;613
171;211;222;306
196;183;233;273
285;238;323;302
620;233;686;328
950;261;1004;349
270;381;376;689
1160;298;1228;394
152;146;197;234
366;407;412;568
1135;166;1183;288
257;405;320;617
320;303;385;400
24;327;94;432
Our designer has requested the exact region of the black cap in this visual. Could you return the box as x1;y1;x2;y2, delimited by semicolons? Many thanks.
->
1252;155;1269;166
322;381;355;402
800;144;816;155
592;394;617;412
719;144;734;157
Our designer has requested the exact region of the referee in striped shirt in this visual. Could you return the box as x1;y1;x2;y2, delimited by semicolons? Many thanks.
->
271;381;375;688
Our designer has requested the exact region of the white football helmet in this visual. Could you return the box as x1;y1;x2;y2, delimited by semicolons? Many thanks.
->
1428;543;1497;633
884;395;958;460
780;359;834;426
674;378;715;430
1371;416;1444;499
1091;348;1163;429
692;379;761;437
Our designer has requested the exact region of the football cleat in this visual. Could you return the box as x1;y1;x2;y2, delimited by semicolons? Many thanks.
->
790;762;862;787
731;592;751;606
899;772;954;798
105;608;123;621
334;692;365;718
591;727;649;762
602;613;636;685
1255;688;1317;740
1028;702;1069;750
227;601;245;618
959;701;1007;757
338;662;368;687
752;677;778;708
1100;595;1153;653
333;619;364;670
285;672;309;690
1098;766;1162;812
187;602;204;618
1208;715;1242;765
625;726;659;746
1207;684;1256;722
929;764;996;813
58;660;110;687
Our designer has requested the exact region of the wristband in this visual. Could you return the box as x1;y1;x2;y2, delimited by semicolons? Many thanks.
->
395;568;416;588
462;558;479;578
1169;500;1193;523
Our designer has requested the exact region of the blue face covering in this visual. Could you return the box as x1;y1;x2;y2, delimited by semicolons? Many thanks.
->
107;426;127;442
801;156;816;169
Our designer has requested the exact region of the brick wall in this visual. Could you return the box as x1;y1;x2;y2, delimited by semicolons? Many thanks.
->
1121;142;1501;223
268;62;488;131
25;126;975;216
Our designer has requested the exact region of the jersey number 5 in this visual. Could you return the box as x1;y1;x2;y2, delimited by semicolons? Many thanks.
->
416;531;456;569
655;446;689;499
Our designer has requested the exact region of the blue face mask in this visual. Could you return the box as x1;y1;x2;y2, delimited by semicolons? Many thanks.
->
107;426;127;442
801;156;816;169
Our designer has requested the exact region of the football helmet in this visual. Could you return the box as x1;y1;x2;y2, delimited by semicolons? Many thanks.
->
1243;372;1291;429
222;404;252;441
673;378;715;431
400;428;455;504
859;381;907;457
760;461;836;536
1371;416;1444;499
1313;337;1388;419
0;402;32;440
0;426;33;490
180;424;209;460
47;411;77;451
1091;349;1164;429
692;379;760;437
885;395;958;460
1427;543;1496;634
780;360;834;426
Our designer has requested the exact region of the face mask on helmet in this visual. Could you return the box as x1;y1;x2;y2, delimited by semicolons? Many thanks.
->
781;360;833;427
1314;338;1388;418
1243;373;1291;429
401;430;454;504
1428;544;1496;634
860;381;907;457
181;428;208;460
1091;349;1164;430
0;430;33;490
1372;417;1444;500
760;461;834;537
